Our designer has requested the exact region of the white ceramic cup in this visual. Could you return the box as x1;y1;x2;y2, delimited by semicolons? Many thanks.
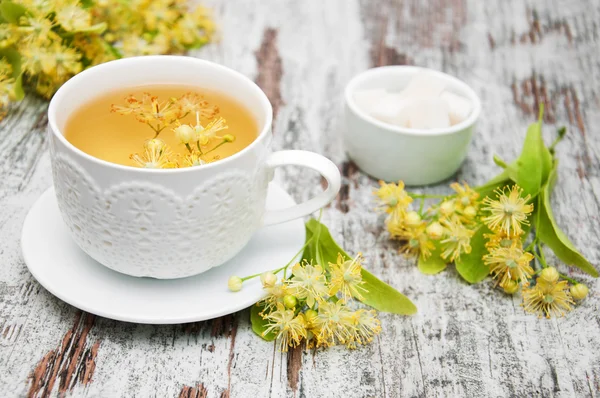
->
344;66;481;185
47;56;341;279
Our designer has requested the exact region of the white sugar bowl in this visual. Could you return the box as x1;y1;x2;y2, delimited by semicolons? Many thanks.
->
343;66;481;185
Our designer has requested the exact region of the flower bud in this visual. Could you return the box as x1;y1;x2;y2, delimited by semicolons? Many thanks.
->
539;267;559;284
145;138;165;152
570;284;588;301
426;222;444;240
260;271;277;288
439;200;455;216
283;294;298;309
304;309;318;325
404;211;421;227
227;276;243;292
173;124;195;144
502;280;519;294
463;206;477;219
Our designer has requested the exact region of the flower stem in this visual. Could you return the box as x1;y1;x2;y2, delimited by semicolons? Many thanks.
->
185;143;193;153
204;138;230;155
558;273;579;285
240;235;315;282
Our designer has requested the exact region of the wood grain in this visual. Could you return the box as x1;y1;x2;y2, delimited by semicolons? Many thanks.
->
1;0;600;397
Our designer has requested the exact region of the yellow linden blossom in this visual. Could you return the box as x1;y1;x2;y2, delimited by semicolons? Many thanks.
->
287;262;329;308
130;138;177;169
258;282;292;315
177;93;216;118
328;253;367;302
439;218;474;261
374;181;413;214
262;303;307;352
56;4;92;32
388;221;435;259
182;152;207;167
194;116;229;146
522;279;574;318
484;230;522;251
346;309;382;348
482;185;533;235
483;246;534;287
112;93;182;135
451;181;479;210
314;300;354;347
173;7;215;48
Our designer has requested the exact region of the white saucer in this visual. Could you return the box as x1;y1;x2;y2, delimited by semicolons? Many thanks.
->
21;184;305;324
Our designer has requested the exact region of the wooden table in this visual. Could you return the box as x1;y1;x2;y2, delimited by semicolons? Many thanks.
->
2;0;600;396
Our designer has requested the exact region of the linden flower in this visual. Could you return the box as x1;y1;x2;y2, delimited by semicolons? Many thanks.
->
56;5;92;32
314;301;354;347
112;93;181;135
483;246;534;287
130;139;177;169
262;303;307;352
482;185;533;235
374;181;413;214
176;93;216;118
288;262;329;307
346;309;382;348
522;279;574;318
484;230;521;250
258;282;292;315
388;221;435;259
195;116;229;146
439;218;474;261
451;182;480;210
329;253;367;302
16;15;59;44
182;151;207;167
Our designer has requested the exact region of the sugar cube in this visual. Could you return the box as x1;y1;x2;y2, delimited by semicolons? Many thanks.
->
440;91;472;125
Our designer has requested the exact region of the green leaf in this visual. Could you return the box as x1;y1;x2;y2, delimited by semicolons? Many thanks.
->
535;161;598;277
455;226;490;283
505;115;553;197
305;219;341;268
360;269;417;315
0;1;27;23
305;219;417;315
417;245;447;275
0;47;24;100
250;304;276;341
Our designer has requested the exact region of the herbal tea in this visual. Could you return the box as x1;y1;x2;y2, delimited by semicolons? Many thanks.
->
64;85;258;168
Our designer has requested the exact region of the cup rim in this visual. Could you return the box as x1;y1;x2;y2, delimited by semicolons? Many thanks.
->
48;55;273;174
344;65;481;136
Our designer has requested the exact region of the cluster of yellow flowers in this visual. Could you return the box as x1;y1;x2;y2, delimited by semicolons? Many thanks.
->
112;92;234;168
0;0;215;117
230;254;382;352
375;180;479;262
375;181;589;318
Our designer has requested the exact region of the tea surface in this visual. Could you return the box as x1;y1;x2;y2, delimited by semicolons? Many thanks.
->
64;85;258;167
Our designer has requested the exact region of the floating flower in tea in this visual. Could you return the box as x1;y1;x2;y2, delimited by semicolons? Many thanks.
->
112;92;235;169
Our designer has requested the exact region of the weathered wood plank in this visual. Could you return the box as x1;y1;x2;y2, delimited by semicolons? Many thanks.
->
0;0;599;397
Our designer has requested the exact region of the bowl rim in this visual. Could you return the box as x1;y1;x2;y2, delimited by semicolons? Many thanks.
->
344;65;481;136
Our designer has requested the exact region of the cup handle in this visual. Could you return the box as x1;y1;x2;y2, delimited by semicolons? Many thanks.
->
262;150;341;226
